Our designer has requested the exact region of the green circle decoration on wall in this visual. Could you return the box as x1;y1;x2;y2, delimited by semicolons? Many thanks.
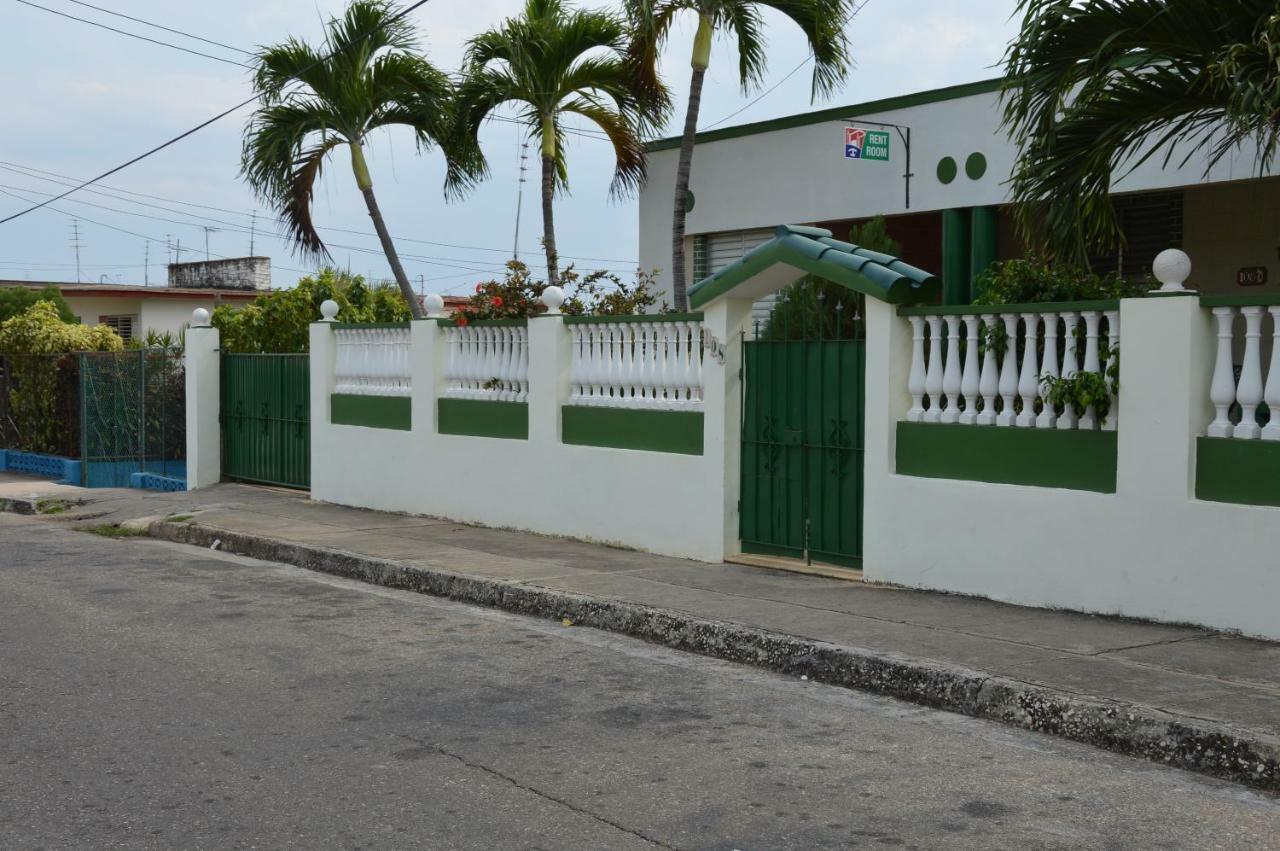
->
936;156;957;185
965;152;988;180
685;189;695;212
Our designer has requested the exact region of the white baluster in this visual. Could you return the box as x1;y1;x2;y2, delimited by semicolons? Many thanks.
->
1236;306;1265;439
657;322;674;410
1078;311;1102;429
923;316;943;423
958;315;980;425
516;327;529;402
568;326;584;403
906;316;926;422
640;323;658;406
996;314;1019;427
620;324;637;406
977;315;999;426
1057;311;1080;430
940;316;962;424
1264;308;1280;441
605;326;623;407
1102;310;1119;431
1208;307;1237;438
497;327;514;401
1016;314;1040;428
590;326;607;405
692;325;705;408
1036;313;1059;429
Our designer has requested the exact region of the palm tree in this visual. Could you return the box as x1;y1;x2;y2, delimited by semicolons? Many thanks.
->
1003;0;1280;266
453;0;668;288
241;0;471;319
628;0;855;310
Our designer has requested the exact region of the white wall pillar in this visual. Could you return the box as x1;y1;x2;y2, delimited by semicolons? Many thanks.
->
1115;296;1214;503
861;298;913;578
411;320;441;434
184;324;221;490
704;298;753;560
527;315;569;446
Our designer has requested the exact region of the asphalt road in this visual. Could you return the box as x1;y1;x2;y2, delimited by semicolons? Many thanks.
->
2;513;1278;850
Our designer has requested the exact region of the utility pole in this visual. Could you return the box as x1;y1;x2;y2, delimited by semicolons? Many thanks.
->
175;238;182;265
70;220;82;282
249;211;257;256
512;139;529;261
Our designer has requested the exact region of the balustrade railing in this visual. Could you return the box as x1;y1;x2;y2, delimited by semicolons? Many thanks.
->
441;323;529;402
333;325;412;397
567;317;705;410
1206;300;1280;440
903;302;1119;430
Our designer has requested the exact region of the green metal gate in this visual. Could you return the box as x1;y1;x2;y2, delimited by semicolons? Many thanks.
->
221;354;310;489
740;309;865;568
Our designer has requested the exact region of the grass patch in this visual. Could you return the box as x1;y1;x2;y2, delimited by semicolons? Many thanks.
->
165;514;194;524
36;498;72;515
78;524;149;539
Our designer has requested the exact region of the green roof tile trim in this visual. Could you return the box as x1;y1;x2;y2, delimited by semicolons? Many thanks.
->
562;406;703;455
1195;437;1280;507
331;394;411;431
646;77;1004;152
564;312;704;325
688;224;940;309
896;421;1117;493
438;398;528;440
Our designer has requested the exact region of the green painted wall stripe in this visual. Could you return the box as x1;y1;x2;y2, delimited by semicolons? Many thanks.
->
564;312;704;325
331;394;411;431
1200;294;1280;307
645;78;1003;152
561;406;704;455
1195;437;1280;507
896;421;1118;493
899;298;1120;317
438;398;528;440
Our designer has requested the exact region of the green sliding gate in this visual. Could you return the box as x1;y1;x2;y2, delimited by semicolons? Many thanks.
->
221;353;310;489
740;311;865;568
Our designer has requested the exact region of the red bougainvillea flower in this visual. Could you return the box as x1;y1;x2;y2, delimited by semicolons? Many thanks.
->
491;296;504;308
475;283;484;293
456;315;469;327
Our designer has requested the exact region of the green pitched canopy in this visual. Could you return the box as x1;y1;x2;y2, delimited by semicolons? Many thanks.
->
688;225;939;309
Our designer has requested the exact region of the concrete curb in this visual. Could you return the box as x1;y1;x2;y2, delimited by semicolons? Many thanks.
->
150;519;1279;794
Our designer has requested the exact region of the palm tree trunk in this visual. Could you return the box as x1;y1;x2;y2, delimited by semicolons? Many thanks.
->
350;142;425;320
671;14;714;312
540;116;560;288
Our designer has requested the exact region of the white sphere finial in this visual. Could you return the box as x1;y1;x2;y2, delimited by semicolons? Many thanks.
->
424;293;445;318
1153;248;1192;293
191;307;210;327
320;299;340;321
541;285;565;315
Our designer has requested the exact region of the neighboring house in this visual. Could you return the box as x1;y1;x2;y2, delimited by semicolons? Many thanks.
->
0;281;258;341
0;256;272;341
641;77;1280;305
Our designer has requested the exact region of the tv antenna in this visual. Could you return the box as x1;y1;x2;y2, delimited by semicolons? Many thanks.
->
512;139;529;260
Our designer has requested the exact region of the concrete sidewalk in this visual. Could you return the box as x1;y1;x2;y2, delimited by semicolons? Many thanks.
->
3;471;1278;792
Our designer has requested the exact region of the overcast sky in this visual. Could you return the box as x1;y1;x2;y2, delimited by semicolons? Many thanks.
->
0;0;1020;294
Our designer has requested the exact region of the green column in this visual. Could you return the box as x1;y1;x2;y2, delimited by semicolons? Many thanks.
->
970;205;1000;301
941;208;971;305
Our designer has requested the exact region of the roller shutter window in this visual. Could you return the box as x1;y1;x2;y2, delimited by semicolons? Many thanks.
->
703;229;777;329
1088;190;1183;280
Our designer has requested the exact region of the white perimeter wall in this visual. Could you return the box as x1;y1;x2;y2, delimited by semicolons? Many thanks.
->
308;304;752;563
862;296;1280;641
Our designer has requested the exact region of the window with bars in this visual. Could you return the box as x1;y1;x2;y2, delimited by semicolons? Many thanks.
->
1087;190;1183;279
692;234;709;283
98;314;137;341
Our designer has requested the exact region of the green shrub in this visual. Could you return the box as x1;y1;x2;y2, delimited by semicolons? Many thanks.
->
973;256;1146;305
0;286;76;326
454;261;667;323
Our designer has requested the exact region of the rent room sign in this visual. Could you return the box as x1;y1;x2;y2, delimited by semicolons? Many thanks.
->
844;127;890;161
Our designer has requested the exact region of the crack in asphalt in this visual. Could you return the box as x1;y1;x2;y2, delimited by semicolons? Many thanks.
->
398;734;680;850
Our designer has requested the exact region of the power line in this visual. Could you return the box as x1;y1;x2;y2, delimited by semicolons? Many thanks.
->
0;0;435;227
11;0;252;68
701;55;812;131
0;160;640;264
62;0;252;54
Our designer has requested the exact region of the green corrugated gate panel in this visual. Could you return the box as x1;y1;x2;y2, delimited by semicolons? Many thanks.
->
221;354;310;489
740;337;864;568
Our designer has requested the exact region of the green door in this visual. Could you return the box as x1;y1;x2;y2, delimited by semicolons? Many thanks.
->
221;353;310;489
740;321;865;568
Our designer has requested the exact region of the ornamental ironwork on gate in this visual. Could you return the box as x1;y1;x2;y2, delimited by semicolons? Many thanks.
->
220;353;310;489
79;349;186;488
740;295;866;568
